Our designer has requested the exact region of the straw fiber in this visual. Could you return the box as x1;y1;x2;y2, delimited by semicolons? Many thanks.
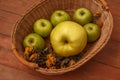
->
12;0;113;75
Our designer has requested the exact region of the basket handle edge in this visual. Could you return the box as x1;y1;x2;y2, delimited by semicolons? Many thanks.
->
97;0;109;11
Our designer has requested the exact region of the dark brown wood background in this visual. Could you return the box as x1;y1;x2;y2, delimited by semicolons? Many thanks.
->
0;0;120;80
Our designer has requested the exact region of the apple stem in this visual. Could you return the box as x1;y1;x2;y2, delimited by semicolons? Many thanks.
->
80;11;85;15
64;40;68;44
57;13;62;16
89;27;93;30
29;38;34;43
41;22;46;27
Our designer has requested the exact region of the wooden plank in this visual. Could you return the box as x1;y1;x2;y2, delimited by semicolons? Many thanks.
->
0;0;42;15
0;64;49;80
1;60;119;80
0;34;120;80
47;61;120;80
0;0;120;79
110;16;120;41
0;34;24;68
108;0;120;41
0;0;119;16
92;39;120;68
0;34;37;74
0;34;51;80
0;0;118;38
0;10;21;24
0;10;20;36
107;0;120;10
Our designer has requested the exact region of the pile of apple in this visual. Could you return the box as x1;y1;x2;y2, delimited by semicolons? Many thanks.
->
23;8;101;67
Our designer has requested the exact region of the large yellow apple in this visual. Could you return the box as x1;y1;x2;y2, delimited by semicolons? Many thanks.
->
50;21;87;57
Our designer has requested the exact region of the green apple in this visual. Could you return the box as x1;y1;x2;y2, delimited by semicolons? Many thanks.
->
73;8;92;25
50;10;70;26
23;33;45;50
50;21;87;57
33;19;53;37
83;23;101;42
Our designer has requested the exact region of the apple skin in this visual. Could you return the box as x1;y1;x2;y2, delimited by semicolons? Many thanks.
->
73;8;92;25
83;23;101;42
50;10;70;26
34;19;53;37
50;21;87;57
23;33;45;50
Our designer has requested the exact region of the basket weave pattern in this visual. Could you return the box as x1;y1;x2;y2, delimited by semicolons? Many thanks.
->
12;0;113;75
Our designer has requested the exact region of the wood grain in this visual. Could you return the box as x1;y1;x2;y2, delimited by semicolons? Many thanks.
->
0;64;49;80
0;0;120;79
92;39;120;68
0;0;42;15
42;61;120;80
0;59;120;80
0;10;20;36
0;34;120;79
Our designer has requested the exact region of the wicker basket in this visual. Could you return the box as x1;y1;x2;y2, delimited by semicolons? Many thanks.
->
12;0;113;75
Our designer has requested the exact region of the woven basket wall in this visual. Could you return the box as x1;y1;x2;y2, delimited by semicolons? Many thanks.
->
12;0;113;75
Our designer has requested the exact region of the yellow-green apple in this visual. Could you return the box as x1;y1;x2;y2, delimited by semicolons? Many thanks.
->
73;8;92;25
83;23;101;42
50;21;87;57
34;19;53;37
23;33;45;50
50;10;70;26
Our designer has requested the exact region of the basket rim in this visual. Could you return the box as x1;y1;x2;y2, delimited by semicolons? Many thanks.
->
11;0;113;75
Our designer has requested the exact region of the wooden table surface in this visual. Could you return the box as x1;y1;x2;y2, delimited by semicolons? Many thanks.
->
0;0;120;80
